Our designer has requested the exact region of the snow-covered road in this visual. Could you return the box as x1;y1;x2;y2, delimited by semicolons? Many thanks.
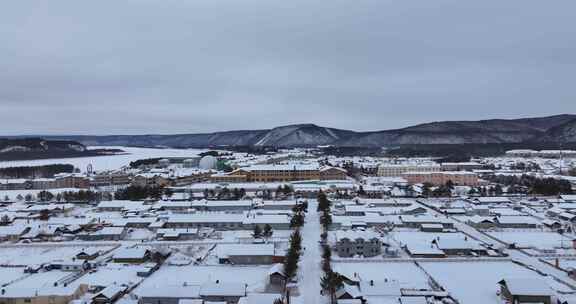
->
298;199;327;304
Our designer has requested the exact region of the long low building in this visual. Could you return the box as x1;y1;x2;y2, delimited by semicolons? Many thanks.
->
377;164;441;177
160;211;291;230
211;164;347;183
402;171;482;186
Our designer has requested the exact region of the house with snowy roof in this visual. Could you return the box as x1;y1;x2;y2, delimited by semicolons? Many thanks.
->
199;282;247;303
498;278;553;304
216;244;277;265
77;227;126;241
92;284;127;304
112;247;151;264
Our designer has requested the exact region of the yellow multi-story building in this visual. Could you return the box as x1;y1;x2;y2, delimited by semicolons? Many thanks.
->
377;164;441;177
211;164;347;183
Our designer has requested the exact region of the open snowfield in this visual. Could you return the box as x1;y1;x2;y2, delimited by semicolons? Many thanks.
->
0;146;205;173
420;261;563;304
487;231;568;249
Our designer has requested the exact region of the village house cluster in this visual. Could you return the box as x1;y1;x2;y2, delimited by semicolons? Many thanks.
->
0;147;575;304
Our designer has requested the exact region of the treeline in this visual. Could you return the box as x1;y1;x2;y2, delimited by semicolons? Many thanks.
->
221;146;278;155
114;185;172;201
203;185;293;200
129;158;162;168
0;164;75;179
11;190;107;202
321;146;384;157
485;174;573;195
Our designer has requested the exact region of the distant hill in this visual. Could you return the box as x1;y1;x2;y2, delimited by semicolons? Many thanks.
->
43;114;576;148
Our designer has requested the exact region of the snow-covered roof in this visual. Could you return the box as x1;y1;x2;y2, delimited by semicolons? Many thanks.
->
216;244;275;257
499;277;553;296
335;230;380;241
199;282;246;297
113;247;149;260
238;294;283;304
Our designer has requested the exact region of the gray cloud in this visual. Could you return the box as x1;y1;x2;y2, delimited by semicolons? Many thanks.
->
1;0;575;135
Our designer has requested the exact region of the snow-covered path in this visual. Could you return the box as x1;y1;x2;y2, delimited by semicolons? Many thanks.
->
298;199;326;304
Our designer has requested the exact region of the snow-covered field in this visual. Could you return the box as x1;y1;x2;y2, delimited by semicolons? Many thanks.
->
0;146;205;173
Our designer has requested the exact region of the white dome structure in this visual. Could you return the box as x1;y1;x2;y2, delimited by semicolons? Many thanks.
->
199;155;218;170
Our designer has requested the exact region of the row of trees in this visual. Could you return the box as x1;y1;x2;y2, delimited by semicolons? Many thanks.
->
468;185;504;196
318;191;343;304
320;244;344;304
421;181;454;197
0;164;74;179
318;192;332;231
114;185;173;201
484;174;573;195
203;187;246;200
281;201;307;300
129;158;162;168
40;190;106;202
282;230;302;282
289;203;306;228
3;190;106;203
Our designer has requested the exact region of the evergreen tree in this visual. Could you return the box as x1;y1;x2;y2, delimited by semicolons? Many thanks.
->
290;213;304;228
0;214;10;225
253;225;262;238
320;211;332;231
263;224;273;238
320;271;344;304
422;183;432;197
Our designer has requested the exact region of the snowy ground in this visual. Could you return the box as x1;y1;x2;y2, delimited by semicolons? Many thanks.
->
0;146;205;173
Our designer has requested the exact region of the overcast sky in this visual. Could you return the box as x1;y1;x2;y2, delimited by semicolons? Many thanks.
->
1;0;575;135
